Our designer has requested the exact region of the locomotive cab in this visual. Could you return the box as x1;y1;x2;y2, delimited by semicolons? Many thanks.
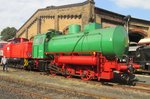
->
32;30;62;59
130;38;150;71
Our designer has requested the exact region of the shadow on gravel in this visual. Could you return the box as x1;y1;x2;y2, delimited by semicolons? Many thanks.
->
0;70;19;73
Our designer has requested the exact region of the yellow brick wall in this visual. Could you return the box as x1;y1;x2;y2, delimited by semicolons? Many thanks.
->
41;18;55;33
148;27;150;37
28;21;38;40
19;31;26;38
95;14;101;24
59;18;82;32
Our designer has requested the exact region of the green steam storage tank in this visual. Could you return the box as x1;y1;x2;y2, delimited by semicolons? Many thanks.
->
47;23;129;58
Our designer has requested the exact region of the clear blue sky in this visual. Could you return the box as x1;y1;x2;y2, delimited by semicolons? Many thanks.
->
95;0;150;20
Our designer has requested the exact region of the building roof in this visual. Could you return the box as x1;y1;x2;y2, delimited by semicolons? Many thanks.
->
17;0;150;34
95;7;150;24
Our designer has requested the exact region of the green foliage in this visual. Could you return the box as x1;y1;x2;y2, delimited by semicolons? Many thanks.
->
1;27;17;41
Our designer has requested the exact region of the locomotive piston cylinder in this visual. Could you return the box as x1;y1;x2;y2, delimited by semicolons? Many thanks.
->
57;56;97;65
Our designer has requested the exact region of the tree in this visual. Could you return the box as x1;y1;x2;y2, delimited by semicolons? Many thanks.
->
1;27;17;41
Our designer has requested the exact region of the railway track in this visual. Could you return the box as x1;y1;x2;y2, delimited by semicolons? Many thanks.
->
42;72;150;94
72;78;150;93
0;67;149;99
86;79;150;93
136;70;150;75
0;75;113;99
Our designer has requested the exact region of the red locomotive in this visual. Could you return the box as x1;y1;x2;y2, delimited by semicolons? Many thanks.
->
3;38;32;58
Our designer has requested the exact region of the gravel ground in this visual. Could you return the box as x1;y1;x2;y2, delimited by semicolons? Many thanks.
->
0;79;99;99
135;74;150;84
0;87;31;99
0;66;150;99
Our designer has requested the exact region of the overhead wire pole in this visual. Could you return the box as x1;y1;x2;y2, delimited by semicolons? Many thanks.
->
124;15;131;51
124;15;131;34
122;15;132;67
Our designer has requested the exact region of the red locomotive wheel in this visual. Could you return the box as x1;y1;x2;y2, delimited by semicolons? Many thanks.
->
65;71;72;78
50;69;56;76
81;71;91;81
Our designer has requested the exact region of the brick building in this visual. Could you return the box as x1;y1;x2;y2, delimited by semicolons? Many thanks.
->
17;0;150;42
